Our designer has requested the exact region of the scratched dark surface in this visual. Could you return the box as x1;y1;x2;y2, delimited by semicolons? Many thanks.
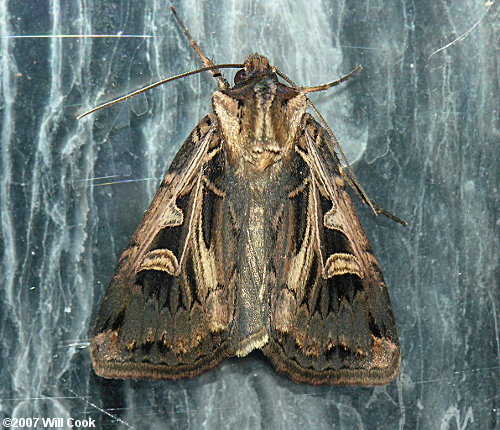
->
0;1;498;429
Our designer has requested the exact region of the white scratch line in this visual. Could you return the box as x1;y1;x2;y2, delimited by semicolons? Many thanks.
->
1;34;153;39
0;395;85;401
488;288;499;368
74;175;121;183
428;2;495;60
66;387;135;429
61;341;89;349
92;177;159;187
340;45;390;51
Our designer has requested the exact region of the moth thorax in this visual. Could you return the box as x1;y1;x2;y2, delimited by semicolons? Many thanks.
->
213;86;307;172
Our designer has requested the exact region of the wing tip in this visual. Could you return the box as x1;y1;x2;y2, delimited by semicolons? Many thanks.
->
89;333;230;381
262;342;401;386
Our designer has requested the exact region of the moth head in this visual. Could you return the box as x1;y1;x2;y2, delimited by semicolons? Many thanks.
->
234;53;276;85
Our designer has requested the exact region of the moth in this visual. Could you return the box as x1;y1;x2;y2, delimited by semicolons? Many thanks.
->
85;7;405;385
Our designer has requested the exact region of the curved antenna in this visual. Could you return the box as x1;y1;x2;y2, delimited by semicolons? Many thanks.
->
77;63;243;119
300;65;362;93
276;66;407;226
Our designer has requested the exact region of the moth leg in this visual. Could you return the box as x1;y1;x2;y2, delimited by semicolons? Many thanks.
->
340;168;408;226
306;114;408;226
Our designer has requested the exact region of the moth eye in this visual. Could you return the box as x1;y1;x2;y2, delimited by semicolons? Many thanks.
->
234;69;246;84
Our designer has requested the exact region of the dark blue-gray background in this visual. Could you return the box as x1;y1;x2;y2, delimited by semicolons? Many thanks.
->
0;0;497;429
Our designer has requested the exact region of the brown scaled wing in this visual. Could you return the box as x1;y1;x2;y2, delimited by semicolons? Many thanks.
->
90;114;239;380
262;114;400;385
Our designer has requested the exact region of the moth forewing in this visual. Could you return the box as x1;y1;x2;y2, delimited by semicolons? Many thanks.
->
89;10;401;385
263;114;400;385
91;115;237;380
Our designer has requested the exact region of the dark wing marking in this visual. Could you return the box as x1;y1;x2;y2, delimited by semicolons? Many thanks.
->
90;114;237;379
264;114;400;385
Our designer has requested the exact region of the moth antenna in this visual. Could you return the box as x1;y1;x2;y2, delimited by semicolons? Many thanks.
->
276;66;406;226
313;103;407;225
371;203;408;226
306;102;376;211
300;65;362;93
275;68;374;209
341;171;408;226
309;95;407;226
170;6;229;90
77;63;243;119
